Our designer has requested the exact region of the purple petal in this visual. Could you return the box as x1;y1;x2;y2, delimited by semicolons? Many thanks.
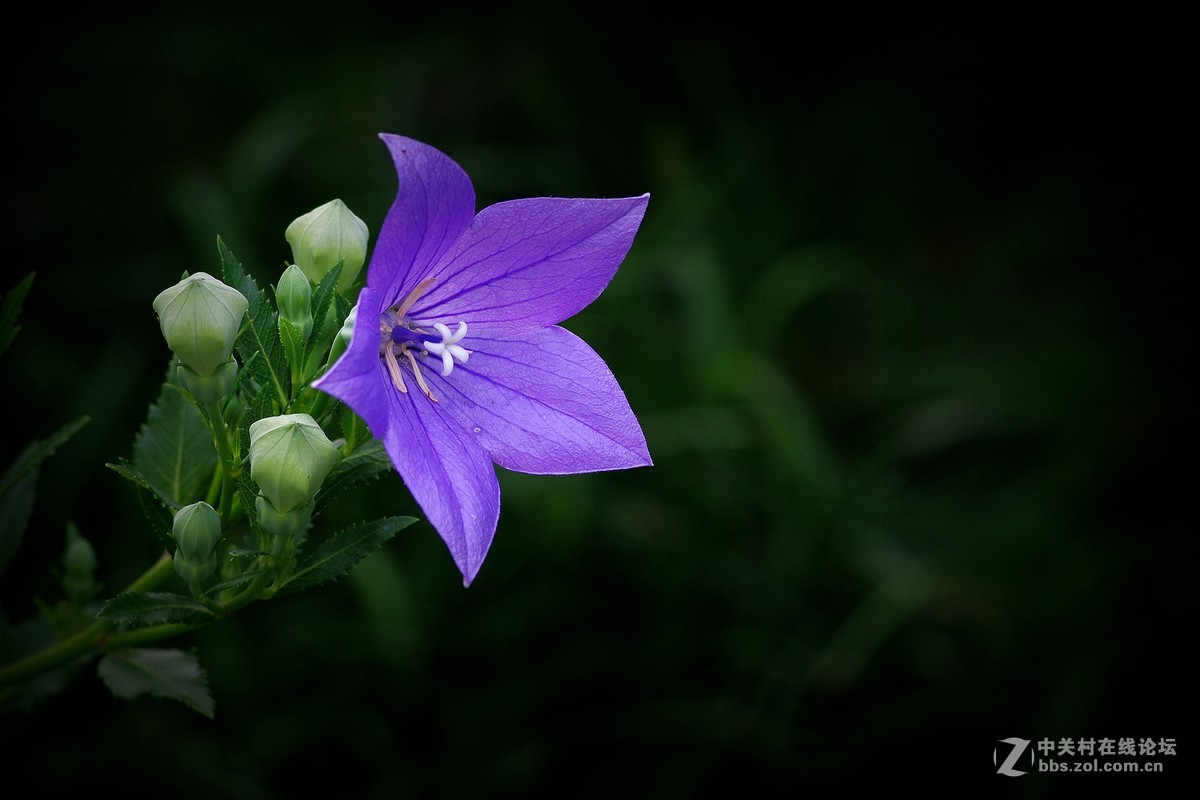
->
311;287;391;437
368;135;477;307
418;324;652;474
382;380;500;586
411;195;649;326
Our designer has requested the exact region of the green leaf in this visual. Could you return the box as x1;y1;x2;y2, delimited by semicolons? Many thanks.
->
0;416;90;576
227;548;269;559
282;516;416;594
339;404;370;451
205;570;264;595
0;472;34;580
132;371;216;507
313;438;392;515
0;272;34;359
0;416;90;498
220;238;289;410
135;483;177;546
97;648;215;718
98;592;216;628
106;458;156;492
303;291;350;384
105;460;177;545
236;469;267;548
332;292;351;336
247;387;278;431
304;262;343;361
278;314;304;385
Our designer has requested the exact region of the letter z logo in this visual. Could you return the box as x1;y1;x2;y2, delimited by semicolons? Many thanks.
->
995;737;1032;776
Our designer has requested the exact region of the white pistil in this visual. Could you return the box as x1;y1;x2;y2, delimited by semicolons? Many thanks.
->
424;321;472;377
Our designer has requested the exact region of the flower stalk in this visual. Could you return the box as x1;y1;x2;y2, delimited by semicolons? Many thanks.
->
203;400;238;520
0;552;178;687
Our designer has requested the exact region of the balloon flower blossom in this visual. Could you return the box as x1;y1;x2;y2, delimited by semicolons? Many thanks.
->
314;134;651;584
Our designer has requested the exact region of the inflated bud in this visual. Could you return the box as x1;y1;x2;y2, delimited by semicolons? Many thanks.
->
172;501;223;583
248;414;340;514
153;273;248;377
285;199;368;293
276;264;314;342
61;524;98;603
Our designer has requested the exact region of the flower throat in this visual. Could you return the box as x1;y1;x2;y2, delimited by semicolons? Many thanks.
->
378;277;471;403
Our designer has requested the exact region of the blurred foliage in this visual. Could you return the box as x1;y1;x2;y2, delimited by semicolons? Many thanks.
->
2;5;1184;796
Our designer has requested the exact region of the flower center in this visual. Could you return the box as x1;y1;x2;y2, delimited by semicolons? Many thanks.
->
378;278;471;403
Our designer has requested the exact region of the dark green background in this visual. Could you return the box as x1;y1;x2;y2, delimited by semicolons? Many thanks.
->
3;6;1186;795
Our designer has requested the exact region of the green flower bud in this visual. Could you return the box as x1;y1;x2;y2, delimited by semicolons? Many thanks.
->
172;501;223;583
63;531;97;580
285;199;369;293
276;264;314;342
153;273;248;378
173;502;222;559
61;525;98;603
248;414;340;513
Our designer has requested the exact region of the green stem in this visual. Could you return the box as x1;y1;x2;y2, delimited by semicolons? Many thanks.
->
0;553;176;687
222;568;271;613
204;466;222;508
301;386;334;426
204;400;237;519
105;623;198;649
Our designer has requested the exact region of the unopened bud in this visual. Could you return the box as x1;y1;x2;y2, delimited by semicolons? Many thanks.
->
172;501;223;583
61;524;98;603
153;273;248;378
276;264;314;342
248;414;340;514
285;199;369;293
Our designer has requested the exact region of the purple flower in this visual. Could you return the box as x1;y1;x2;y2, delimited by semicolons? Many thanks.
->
313;134;651;585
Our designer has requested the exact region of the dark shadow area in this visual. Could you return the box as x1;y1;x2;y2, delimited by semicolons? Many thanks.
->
3;7;1186;795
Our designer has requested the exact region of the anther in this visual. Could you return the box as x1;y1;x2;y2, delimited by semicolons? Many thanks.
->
402;348;437;402
384;345;407;394
394;277;438;321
